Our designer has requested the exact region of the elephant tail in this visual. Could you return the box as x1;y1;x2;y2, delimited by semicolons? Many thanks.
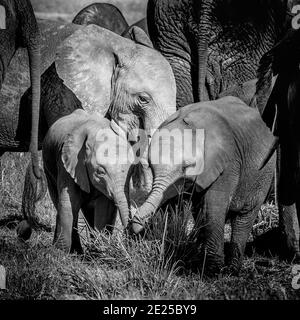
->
17;0;42;181
251;49;274;116
17;160;48;241
259;137;279;171
195;0;214;102
28;41;41;181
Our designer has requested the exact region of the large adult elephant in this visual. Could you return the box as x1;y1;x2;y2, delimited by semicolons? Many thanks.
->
146;0;294;108
0;20;176;238
253;29;300;262
0;0;41;178
72;2;129;35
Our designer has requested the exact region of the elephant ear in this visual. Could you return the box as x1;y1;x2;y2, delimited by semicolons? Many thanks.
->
61;125;91;193
159;109;180;128
182;111;233;190
55;24;118;115
124;26;153;48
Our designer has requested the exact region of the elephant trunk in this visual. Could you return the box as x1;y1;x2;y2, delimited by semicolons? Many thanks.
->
195;0;214;102
114;178;131;228
131;177;169;234
17;0;41;179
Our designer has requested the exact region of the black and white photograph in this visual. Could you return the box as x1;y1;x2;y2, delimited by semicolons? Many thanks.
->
0;0;300;306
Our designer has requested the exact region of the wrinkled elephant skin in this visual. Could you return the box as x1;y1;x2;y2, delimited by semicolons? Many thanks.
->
132;96;276;276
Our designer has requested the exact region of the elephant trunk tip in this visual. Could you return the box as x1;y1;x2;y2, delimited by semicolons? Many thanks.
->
131;218;145;235
129;206;145;234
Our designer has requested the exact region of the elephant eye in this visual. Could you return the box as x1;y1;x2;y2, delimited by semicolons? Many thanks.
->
137;94;151;105
96;167;106;177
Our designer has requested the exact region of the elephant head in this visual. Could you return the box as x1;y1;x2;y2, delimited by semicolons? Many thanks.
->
147;0;290;108
0;0;40;178
72;2;129;35
55;24;176;142
130;97;275;234
59;110;135;229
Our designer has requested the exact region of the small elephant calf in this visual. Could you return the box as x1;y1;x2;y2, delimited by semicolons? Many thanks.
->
131;96;276;275
43;109;135;253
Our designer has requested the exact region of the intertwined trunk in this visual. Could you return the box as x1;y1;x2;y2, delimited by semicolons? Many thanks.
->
131;177;170;234
114;177;131;228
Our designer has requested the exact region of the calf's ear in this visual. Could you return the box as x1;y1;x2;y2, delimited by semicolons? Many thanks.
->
124;26;153;48
182;112;232;190
61;126;91;193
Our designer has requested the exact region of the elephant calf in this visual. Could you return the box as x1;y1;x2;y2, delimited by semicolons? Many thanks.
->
131;96;276;275
43;109;135;253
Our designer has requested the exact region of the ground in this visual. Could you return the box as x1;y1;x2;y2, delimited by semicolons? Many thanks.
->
0;0;300;300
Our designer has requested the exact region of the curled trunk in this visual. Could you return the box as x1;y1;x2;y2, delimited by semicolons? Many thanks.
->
131;178;169;234
114;177;131;228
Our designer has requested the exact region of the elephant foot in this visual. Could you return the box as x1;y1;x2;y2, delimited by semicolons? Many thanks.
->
221;262;241;277
16;220;32;241
292;252;300;264
53;235;71;253
278;237;300;263
198;247;224;278
225;243;243;275
70;244;84;255
70;236;84;255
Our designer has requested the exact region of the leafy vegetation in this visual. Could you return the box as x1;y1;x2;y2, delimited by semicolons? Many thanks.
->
0;152;299;300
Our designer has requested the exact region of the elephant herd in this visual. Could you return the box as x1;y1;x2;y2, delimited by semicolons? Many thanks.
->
0;0;300;277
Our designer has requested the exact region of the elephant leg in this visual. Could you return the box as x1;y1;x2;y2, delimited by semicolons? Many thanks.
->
294;197;300;262
17;163;47;240
194;189;229;276
277;146;300;261
93;194;117;233
54;166;83;253
70;208;83;254
278;203;300;260
81;200;95;229
227;207;260;274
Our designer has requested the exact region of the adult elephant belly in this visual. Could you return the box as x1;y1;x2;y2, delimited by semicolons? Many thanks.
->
0;20;82;152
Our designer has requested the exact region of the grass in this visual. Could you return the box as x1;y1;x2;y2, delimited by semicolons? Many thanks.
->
0;152;299;300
